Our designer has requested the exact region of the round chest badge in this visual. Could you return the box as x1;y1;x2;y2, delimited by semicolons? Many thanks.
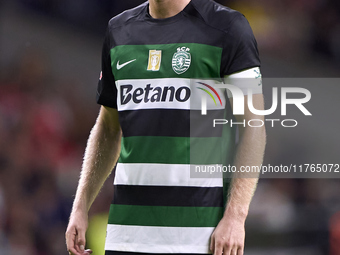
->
172;47;191;74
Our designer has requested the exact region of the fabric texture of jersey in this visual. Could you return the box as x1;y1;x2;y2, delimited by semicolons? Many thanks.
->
96;0;260;254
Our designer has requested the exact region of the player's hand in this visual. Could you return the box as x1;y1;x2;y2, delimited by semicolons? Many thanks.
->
210;215;245;255
65;210;91;255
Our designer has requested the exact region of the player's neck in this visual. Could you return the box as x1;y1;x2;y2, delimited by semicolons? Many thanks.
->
149;0;191;19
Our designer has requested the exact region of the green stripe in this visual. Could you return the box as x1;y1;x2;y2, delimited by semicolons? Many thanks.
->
111;43;222;80
108;204;223;227
118;136;233;164
119;136;189;164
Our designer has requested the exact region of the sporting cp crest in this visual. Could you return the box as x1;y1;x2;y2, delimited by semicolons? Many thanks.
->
172;47;191;74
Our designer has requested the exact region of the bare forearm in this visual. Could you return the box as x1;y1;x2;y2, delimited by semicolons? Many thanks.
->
225;124;266;220
72;108;121;213
210;125;265;255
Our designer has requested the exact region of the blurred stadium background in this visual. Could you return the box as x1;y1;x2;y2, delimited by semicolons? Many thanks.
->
0;0;340;254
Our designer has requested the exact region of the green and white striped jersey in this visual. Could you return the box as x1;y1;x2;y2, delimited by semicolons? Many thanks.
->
96;0;260;254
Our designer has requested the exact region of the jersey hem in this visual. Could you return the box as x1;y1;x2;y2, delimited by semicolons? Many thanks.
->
104;243;211;254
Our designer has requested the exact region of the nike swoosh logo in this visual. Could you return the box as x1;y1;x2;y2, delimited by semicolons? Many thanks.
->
117;59;136;70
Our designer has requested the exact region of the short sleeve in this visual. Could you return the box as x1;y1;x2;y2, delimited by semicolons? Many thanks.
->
96;26;118;109
222;13;260;76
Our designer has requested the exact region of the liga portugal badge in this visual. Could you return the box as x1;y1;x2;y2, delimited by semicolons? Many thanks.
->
172;47;191;74
147;50;162;71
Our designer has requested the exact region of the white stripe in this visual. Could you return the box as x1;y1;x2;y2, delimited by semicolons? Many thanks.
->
105;224;213;254
114;163;223;187
116;78;226;111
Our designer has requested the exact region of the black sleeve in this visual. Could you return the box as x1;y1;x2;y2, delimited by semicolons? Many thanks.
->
222;13;260;76
96;26;118;109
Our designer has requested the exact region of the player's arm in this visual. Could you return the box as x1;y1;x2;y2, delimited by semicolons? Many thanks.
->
66;106;122;255
210;70;266;255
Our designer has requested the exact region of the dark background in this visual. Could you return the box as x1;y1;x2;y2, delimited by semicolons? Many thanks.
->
0;0;340;254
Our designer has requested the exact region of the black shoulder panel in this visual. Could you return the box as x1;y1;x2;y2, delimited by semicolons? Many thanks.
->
108;1;148;29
